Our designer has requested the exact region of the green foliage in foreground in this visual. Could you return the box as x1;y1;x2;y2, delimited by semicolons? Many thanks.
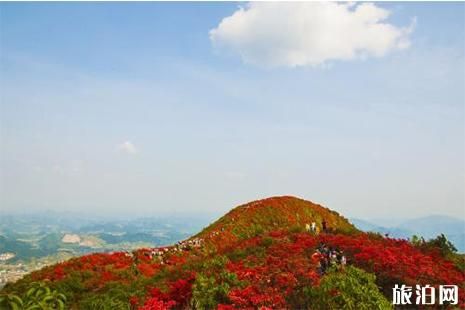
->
304;266;392;310
0;282;66;310
190;255;243;309
79;289;130;310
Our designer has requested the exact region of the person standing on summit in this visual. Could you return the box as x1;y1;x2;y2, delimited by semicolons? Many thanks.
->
322;220;327;233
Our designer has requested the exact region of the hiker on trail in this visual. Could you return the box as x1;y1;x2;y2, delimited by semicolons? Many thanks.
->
315;243;348;274
316;260;324;276
320;255;328;274
322;220;327;232
336;250;342;263
312;249;325;275
330;251;337;267
311;222;316;233
323;247;330;271
305;223;311;232
311;250;322;267
341;255;347;267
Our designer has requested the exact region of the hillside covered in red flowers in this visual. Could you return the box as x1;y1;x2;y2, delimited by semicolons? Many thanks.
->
1;196;464;309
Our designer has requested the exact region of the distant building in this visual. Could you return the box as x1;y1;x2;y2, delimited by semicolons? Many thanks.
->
62;234;81;244
0;252;15;261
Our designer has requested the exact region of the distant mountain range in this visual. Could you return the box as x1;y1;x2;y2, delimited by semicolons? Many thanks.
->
0;214;208;262
350;215;465;252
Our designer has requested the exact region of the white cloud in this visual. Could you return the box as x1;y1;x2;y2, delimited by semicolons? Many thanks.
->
210;2;415;68
118;141;138;154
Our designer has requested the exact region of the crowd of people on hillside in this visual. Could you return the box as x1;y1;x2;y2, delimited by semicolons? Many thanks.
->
306;219;330;235
134;237;205;265
312;242;347;275
135;217;344;274
306;218;348;275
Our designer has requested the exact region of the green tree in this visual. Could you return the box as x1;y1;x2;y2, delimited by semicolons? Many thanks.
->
410;234;424;247
426;234;457;256
303;266;392;310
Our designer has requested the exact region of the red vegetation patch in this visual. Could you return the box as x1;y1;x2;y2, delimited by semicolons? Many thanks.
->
319;233;465;306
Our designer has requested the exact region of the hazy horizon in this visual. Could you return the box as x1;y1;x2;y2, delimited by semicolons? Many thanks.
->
1;2;464;220
1;203;464;224
1;196;464;222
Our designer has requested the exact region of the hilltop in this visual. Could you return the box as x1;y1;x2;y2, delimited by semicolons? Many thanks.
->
193;196;357;251
1;196;464;309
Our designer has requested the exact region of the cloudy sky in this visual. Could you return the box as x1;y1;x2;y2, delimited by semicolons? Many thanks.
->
0;2;463;219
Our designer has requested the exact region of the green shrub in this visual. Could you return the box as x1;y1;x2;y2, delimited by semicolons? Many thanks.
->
289;225;305;233
260;236;273;248
190;271;241;310
79;295;130;310
303;266;392;310
0;282;67;310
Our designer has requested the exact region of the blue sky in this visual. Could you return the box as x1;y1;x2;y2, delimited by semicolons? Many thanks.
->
0;2;464;219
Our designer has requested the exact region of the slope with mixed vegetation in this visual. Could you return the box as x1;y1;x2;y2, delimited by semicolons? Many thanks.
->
1;196;464;309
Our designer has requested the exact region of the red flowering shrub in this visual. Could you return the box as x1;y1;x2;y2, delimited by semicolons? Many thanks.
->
165;273;196;306
139;297;176;310
319;233;465;306
137;262;159;277
52;265;66;281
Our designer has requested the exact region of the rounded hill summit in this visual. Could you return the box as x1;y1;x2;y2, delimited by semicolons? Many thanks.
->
194;196;358;249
